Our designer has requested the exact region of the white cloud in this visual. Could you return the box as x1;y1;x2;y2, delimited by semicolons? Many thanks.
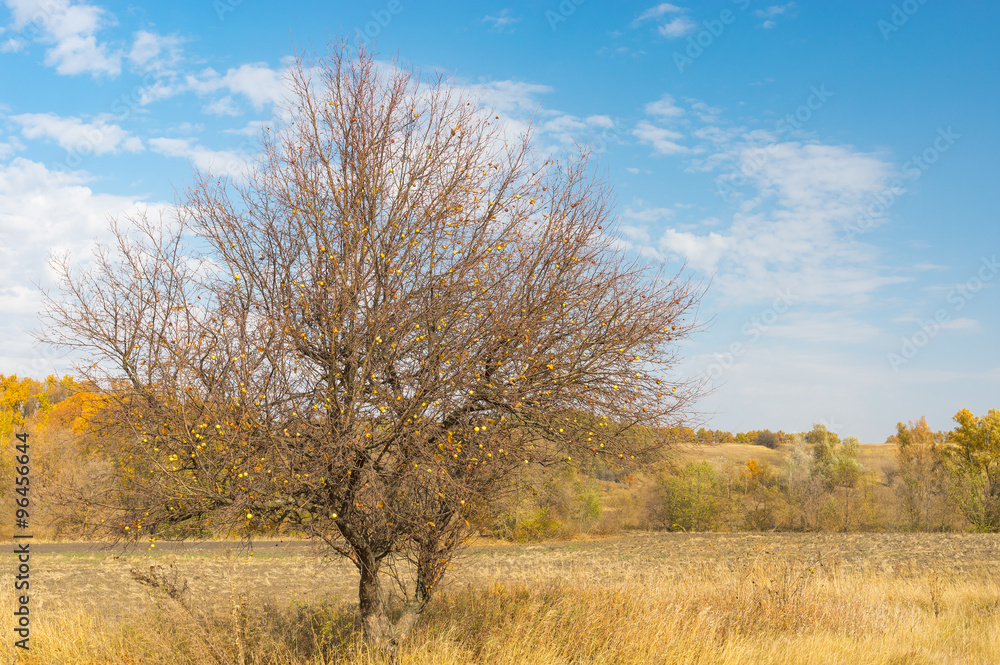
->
632;3;696;39
654;141;905;304
137;79;181;106
689;100;724;123
757;3;795;18
632;3;685;27
940;317;981;332
658;16;697;38
756;3;795;28
12;112;143;155
0;136;25;158
768;313;885;345
223;120;268;137
458;78;552;143
633;120;688;155
623;205;674;223
3;0;122;76
127;29;184;73
619;224;653;245
465;79;553;116
203;95;242;117
586;114;615;129
187;63;286;110
482;9;520;33
542;114;587;135
624;91;909;307
659;227;731;272
1;36;25;52
644;94;684;118
148;137;249;179
748;142;894;212
0;157;156;375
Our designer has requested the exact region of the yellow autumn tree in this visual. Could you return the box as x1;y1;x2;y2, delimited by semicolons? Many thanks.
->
946;408;1000;531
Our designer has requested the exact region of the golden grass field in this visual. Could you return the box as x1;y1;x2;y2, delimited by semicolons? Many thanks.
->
3;532;999;664
676;441;897;472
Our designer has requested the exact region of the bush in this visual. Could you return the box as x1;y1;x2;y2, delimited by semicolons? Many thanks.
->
646;462;722;531
496;507;573;542
756;430;780;449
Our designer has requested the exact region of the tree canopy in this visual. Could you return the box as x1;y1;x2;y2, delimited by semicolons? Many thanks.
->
40;42;702;651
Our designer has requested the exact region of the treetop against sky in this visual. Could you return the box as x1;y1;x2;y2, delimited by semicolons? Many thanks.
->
1;0;997;442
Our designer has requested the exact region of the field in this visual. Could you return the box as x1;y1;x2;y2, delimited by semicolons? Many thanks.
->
4;532;999;664
675;441;897;473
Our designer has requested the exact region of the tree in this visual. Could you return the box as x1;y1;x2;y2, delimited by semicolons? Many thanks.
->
806;424;863;529
741;458;781;530
945;408;1000;531
780;432;818;530
40;42;702;652
894;417;949;531
0;375;103;539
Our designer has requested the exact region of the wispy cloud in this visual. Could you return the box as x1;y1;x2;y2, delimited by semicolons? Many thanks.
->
624;90;908;306
756;3;795;29
644;94;685;119
0;136;25;159
662;141;905;304
633;120;688;155
940;317;981;332
658;16;697;38
632;3;686;27
623;204;675;223
203;96;242;117
632;3;696;38
127;29;184;74
482;9;520;33
148;137;249;179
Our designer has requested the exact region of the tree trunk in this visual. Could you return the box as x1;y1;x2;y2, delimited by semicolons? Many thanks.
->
358;561;396;654
356;548;439;656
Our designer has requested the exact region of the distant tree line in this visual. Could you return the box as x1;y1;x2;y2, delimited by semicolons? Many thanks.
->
661;426;795;448
2;373;997;538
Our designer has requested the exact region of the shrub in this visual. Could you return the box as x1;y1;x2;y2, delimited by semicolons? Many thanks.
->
646;462;722;531
756;430;780;449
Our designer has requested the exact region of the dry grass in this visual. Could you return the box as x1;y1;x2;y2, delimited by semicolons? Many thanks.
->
676;441;897;471
3;533;998;664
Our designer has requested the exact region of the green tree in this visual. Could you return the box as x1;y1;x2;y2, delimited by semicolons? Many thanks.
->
806;424;863;530
647;462;722;531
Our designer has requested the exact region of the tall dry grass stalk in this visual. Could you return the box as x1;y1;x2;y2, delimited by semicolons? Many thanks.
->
3;542;998;664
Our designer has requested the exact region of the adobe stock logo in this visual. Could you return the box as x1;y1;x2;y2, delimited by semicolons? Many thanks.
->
844;127;959;241
717;85;833;198
696;288;797;384
887;255;998;371
878;0;930;41
672;0;751;73
546;0;586;30
355;0;405;44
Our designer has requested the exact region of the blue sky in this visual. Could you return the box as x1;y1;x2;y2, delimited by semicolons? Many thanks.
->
1;0;997;441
